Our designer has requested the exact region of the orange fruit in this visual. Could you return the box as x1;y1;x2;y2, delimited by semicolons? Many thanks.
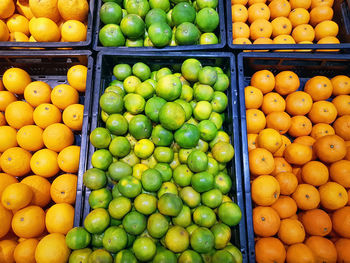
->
292;24;315;43
0;126;18;152
273;34;296;46
45;203;74;234
50;173;77;204
0;173;18;197
271;157;292;176
232;22;250;39
314;134;347;163
284;142;313;165
9;31;29;42
248;0;266;4
269;0;291;19
67;65;87;92
62;103;84;131
247;133;258;152
286;243;315;263
0;239;17;263
232;37;252;44
301;209;332;236
0;20;9;41
57;0;89;22
335;238;350;263
245;86;263;109
6;14;30;35
0;91;17;111
57;145;80;173
274;135;291;157
28;0;61;23
23;81;51;107
21;176;51;208
12;205;45;238
266;111;291;134
249;148;275;175
331;161;350;187
290;0;311;9
278;219;305;245
332;95;350;116
30;149;60;178
292;184;320;210
247;3;270;23
331;75;350;96
319;182;348;210
311;0;334;8
16;125;44;152
271;195;297;218
5;101;34;129
251;175;280;206
306;236;337;262
261;92;285;115
333;115;350;141
232;4;248;22
29;17;61;42
252;37;273;51
275;172;298;195
1;183;33;210
13;238;38;263
288;8;310;28
253;206;280;237
246;109;266;133
35;233;70;263
332;206;350;239
288;116;312;137
315;20;338;41
51;84;79;110
0;203;12;238
255;237;286;263
61;20;87;42
275;71;300;96
251;70;275;94
33;103;62;129
311;123;335;139
304;76;333;101
250;19;273;41
310;5;334;26
2;68;31;95
317;36;340;52
0;147;32;177
301;161;329;186
43;123;74;152
308;100;337;124
232;0;248;4
0;0;15;19
271;17;292;37
285;91;313;116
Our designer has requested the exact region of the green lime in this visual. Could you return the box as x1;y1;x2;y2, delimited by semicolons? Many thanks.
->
211;223;231;249
158;193;183;216
201;189;222;208
196;8;219;32
156;74;182;101
120;14;145;39
124;93;145;114
118;176;142;198
153;248;177;263
149;0;170;11
197;120;218;142
196;0;218;8
108;196;132;219
175;22;200;45
179;186;201;208
213;73;229;92
147;213;169;239
87;249;113;263
89;188;113;209
102;226;127;253
165;226;189;253
225;245;243;263
100;2;123;24
135;82;154;99
100;92;124;114
153;147;174;163
157;182;178;197
134;193;157;215
91;149;113;170
134;139;155;159
145;97;167;123
123;75;141;93
123;211;147;235
214;172;232;194
115;250;138;263
133;237;156;261
172;205;192;227
174;99;192;120
187;150;208;172
69;248;92;263
108;161;132;181
109;79;124;87
180;85;194;102
198;66;217;86
173;164;193;187
212;250;235;262
66;227;91;250
125;0;150;18
90;127;111;149
194;84;214;101
193;101;212;121
159;102;186;131
154;163;172;181
126;38;144;47
145;8;167;28
209;112;223;130
191;171;214;193
109;137;131;158
105;85;125;97
190;227;215;254
129;114;152;140
218;202;241;226
181;59;202;82
148;22;172;47
106;114;128;135
211;91;228;113
120;150;140;167
83;168;107;190
172;2;196;26
212;142;234;163
193;205;216;228
179;148;193;163
99;24;125;47
91;232;104;248
178;250;202;263
141;168;162;192
151;125;173;147
209;130;230;148
200;33;218;45
132;62;151;81
156;67;172;80
84;208;110;234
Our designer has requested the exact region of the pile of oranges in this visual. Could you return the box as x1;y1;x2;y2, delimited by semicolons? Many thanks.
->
0;64;87;263
244;70;350;262
0;0;89;43
231;0;340;46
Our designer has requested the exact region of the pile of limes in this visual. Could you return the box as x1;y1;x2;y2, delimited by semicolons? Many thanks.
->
98;0;220;47
66;58;242;262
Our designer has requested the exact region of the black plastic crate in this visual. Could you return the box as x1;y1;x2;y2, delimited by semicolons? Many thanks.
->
93;0;226;51
226;0;350;51
237;52;350;261
0;50;94;227
0;0;95;49
83;51;248;261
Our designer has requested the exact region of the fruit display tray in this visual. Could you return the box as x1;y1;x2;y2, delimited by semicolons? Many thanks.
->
0;0;95;49
0;50;94;227
82;51;249;261
237;52;350;261
226;0;350;50
93;0;226;51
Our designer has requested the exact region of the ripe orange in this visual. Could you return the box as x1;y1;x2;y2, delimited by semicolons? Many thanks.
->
301;161;329;186
292;184;320;210
246;109;266;133
250;19;273;40
286;243;315;263
314;134;346;163
43;123;74;152
319;182;348;210
247;3;270;23
292;24;315;43
301;209;332;236
50;173;77;204
21;176;51;208
315;20;339;41
311;123;335;139
289;0;311;9
310;5;334;26
268;0;291;19
0;147;32;177
288;116;312;137
62;103;84;131
57;145;80;173
67;65;87;92
0;126;18;152
16;125;44;152
0;91;17;111
308;100;337;124
332;160;350;187
0;239;17;263
29;17;61;42
0;20;9;41
57;0;89;22
275;71;300;96
13;238;38;263
35;233;70;263
0;203;12;238
278;219;305;245
247;133;258;152
1;182;32;211
232;37;252;44
332;206;350;238
271;195;297;218
9;31;29;42
266;111;291;134
61;20;87;42
6;14;30;35
274;135;291;157
275;172;298;195
271;17;292;38
5;101;34;129
12;205;45;238
33;103;62;129
285;91;313;116
288;8;310;28
244;86;263;109
331;75;350;96
29;0;61;22
0;173;18;197
232;22;250;39
304;76;333;101
253;206;280;237
30;149;60;178
51;84;79;110
271;157;292;176
2;68;31;94
333;115;350;141
317;36;340;52
251;175;280;206
252;37;273;49
232;4;248;22
261;92;285;115
273;34;296;45
45;203;74;234
332;95;350;116
249;148;275;175
305;236;337;262
311;0;334;8
255;237;286;263
23;81;51;107
250;70;275;94
335;238;350;263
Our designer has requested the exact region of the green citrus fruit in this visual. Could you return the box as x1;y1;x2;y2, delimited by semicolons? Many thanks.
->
172;2;196;26
213;73;229;92
66;227;91;250
126;38;144;47
120;14;145;39
153;248;177;263
90;128;111;149
113;64;132;81
109;137;131;158
108;161;133;181
218;202;241;226
84;208;110;234
175;22;200;45
148;22;172;47
174;99;192;120
193;205;216;227
174;123;200;149
123;211;147;235
135;82;154;99
190;227;214;254
212;142;234;163
102;226;127;253
106;114;128;135
173;164;193;187
200;32;218;45
145;8;167;28
153;147;174;163
191;171;214;193
133;237;156;261
83;168;107;190
201;189;222;208
89;188;113;209
134;193;157;215
120;150;141;167
105;86;125;98
69;248;92;263
213;250;235;262
100;92;124;114
87;249;113;263
100;2;123;25
172;205;192;227
153;163;172;181
180;85;194;102
151;125;173;147
109;79;124;87
196;0;218;8
158;193;183;216
141;168;162;192
157;182;178;197
209;130;230;148
123;75;141;93
149;0;170;11
99;24;125;47
125;0;150;18
211;223;231;249
198;66;217;86
181;59;202;82
179;186;201;208
147;213;169;238
211;91;228;113
225;245;243;263
178;250;202;263
187;150;208;172
108;196;132;219
118;176;142;198
115;250;138;263
206;157;219;176
209;112;223;130
159;102;186;131
197;120;218;142
129;114;152;140
145;97;167;123
214;172;232;194
91;149;113;170
124;93;146;114
196;8;219;32
91;232;104;248
179;148;193;163
193;101;212;121
165;226;189;253
156;67;172;81
156;74;182;101
132;62;151;81
134;139;155;159
194;84;214;101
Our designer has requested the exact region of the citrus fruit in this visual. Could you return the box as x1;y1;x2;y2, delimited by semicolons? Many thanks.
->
178;250;203;262
86;249;113;263
172;2;196;26
68;248;92;263
66;227;91;250
100;2;123;24
113;64;132;81
214;172;232;194
35;233;70;263
102;226;127;253
118;175;142;198
115;250;137;263
129;114;152;140
133;237;156;261
141;168;162;192
99;24;125;47
134;193;157;215
91;149;113;170
179;186;201;208
193;205;216;227
145;96;167;123
196;8;219;32
88;188;113;209
122;211;146;235
190;227;215;253
218;202;242;226
159;102;186;130
172;204;192;227
165;226;190;253
158;193;183;216
83;168;107;190
84;208;110;234
148;22;172;47
188;150;208;172
202;189;223;208
109;136;131;158
120;14;145;39
175;22;200;45
174;123;200;148
181;58;202;82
